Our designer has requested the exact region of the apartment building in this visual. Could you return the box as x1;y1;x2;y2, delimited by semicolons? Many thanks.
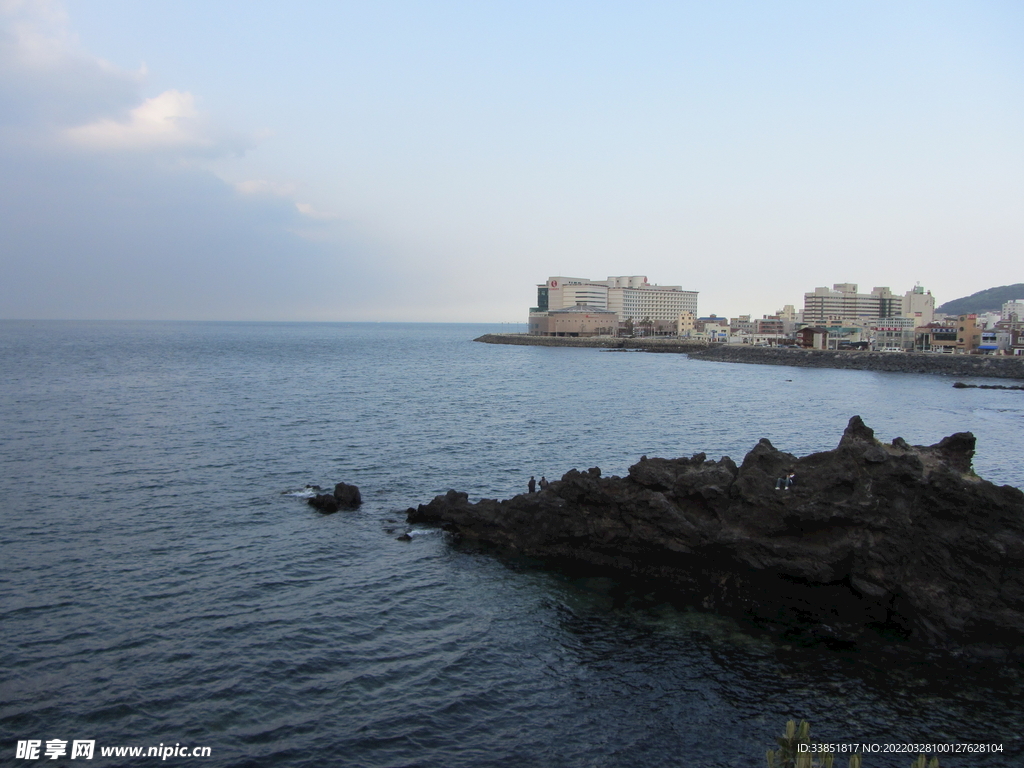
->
802;284;899;325
1002;299;1024;322
802;283;935;326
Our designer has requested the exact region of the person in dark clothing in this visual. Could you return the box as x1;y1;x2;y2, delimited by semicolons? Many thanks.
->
528;476;536;493
775;472;795;490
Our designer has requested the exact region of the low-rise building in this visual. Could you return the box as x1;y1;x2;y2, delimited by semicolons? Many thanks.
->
730;315;754;335
955;314;982;353
916;321;958;353
915;315;981;353
1010;328;1024;355
871;317;917;351
978;330;1000;354
691;326;730;343
528;305;619;337
697;315;729;330
677;311;696;337
796;327;829;349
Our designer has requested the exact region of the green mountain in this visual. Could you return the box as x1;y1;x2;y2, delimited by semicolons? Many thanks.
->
936;283;1024;316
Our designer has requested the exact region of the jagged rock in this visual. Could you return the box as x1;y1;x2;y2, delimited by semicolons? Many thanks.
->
408;416;1024;657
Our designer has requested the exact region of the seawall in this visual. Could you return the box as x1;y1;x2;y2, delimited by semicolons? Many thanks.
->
473;333;705;352
474;334;1024;380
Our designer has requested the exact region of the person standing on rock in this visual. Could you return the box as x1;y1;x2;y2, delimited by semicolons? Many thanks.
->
528;476;536;494
539;476;548;490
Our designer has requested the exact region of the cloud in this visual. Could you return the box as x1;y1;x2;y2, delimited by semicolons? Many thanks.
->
0;1;376;321
0;0;142;132
63;89;219;152
2;3;246;156
295;201;339;220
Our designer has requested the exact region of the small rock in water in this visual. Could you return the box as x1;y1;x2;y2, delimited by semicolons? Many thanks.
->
308;494;339;513
306;482;362;513
333;482;362;508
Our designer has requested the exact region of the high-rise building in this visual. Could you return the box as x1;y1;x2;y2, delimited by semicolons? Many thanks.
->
534;275;697;323
902;285;935;325
536;276;611;312
802;284;902;325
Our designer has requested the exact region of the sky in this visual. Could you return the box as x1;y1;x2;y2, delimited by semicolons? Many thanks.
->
1;0;1021;322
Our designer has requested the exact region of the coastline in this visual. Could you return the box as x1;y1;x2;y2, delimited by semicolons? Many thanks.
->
475;333;1024;380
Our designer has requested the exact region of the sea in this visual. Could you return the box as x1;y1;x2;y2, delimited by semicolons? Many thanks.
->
2;320;1023;768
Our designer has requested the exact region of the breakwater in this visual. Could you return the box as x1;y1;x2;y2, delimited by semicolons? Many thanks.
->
474;334;1024;380
474;333;705;352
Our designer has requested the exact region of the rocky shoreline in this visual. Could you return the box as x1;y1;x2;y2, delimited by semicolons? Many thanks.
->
474;334;1024;380
409;417;1024;658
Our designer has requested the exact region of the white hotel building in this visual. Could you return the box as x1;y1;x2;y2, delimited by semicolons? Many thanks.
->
535;276;698;323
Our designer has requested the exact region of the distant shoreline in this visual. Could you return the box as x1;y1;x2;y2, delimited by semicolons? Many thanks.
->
474;334;1024;380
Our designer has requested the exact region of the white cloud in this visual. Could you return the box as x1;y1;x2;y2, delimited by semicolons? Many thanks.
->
63;89;226;152
2;0;74;66
0;1;369;321
1;4;244;155
0;0;143;131
295;201;339;220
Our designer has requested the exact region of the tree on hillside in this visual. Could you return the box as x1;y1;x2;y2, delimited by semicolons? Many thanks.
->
936;283;1024;315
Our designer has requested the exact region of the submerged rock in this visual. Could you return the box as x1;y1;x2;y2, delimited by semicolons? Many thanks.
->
308;482;362;513
409;417;1024;657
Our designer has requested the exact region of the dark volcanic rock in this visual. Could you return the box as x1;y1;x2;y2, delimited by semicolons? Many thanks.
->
333;482;362;508
408;417;1024;656
307;482;362;513
308;494;339;513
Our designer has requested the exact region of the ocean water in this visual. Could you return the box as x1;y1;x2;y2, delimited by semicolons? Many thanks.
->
2;320;1022;768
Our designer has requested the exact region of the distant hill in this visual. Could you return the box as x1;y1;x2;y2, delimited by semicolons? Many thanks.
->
936;283;1024;316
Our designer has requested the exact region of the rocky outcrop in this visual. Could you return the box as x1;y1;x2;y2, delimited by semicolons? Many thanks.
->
409;417;1024;657
953;381;1024;391
308;482;362;513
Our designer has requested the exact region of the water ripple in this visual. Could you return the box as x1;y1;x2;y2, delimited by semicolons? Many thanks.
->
1;321;1021;767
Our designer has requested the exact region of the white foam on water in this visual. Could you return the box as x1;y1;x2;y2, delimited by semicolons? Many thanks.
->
283;487;321;499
